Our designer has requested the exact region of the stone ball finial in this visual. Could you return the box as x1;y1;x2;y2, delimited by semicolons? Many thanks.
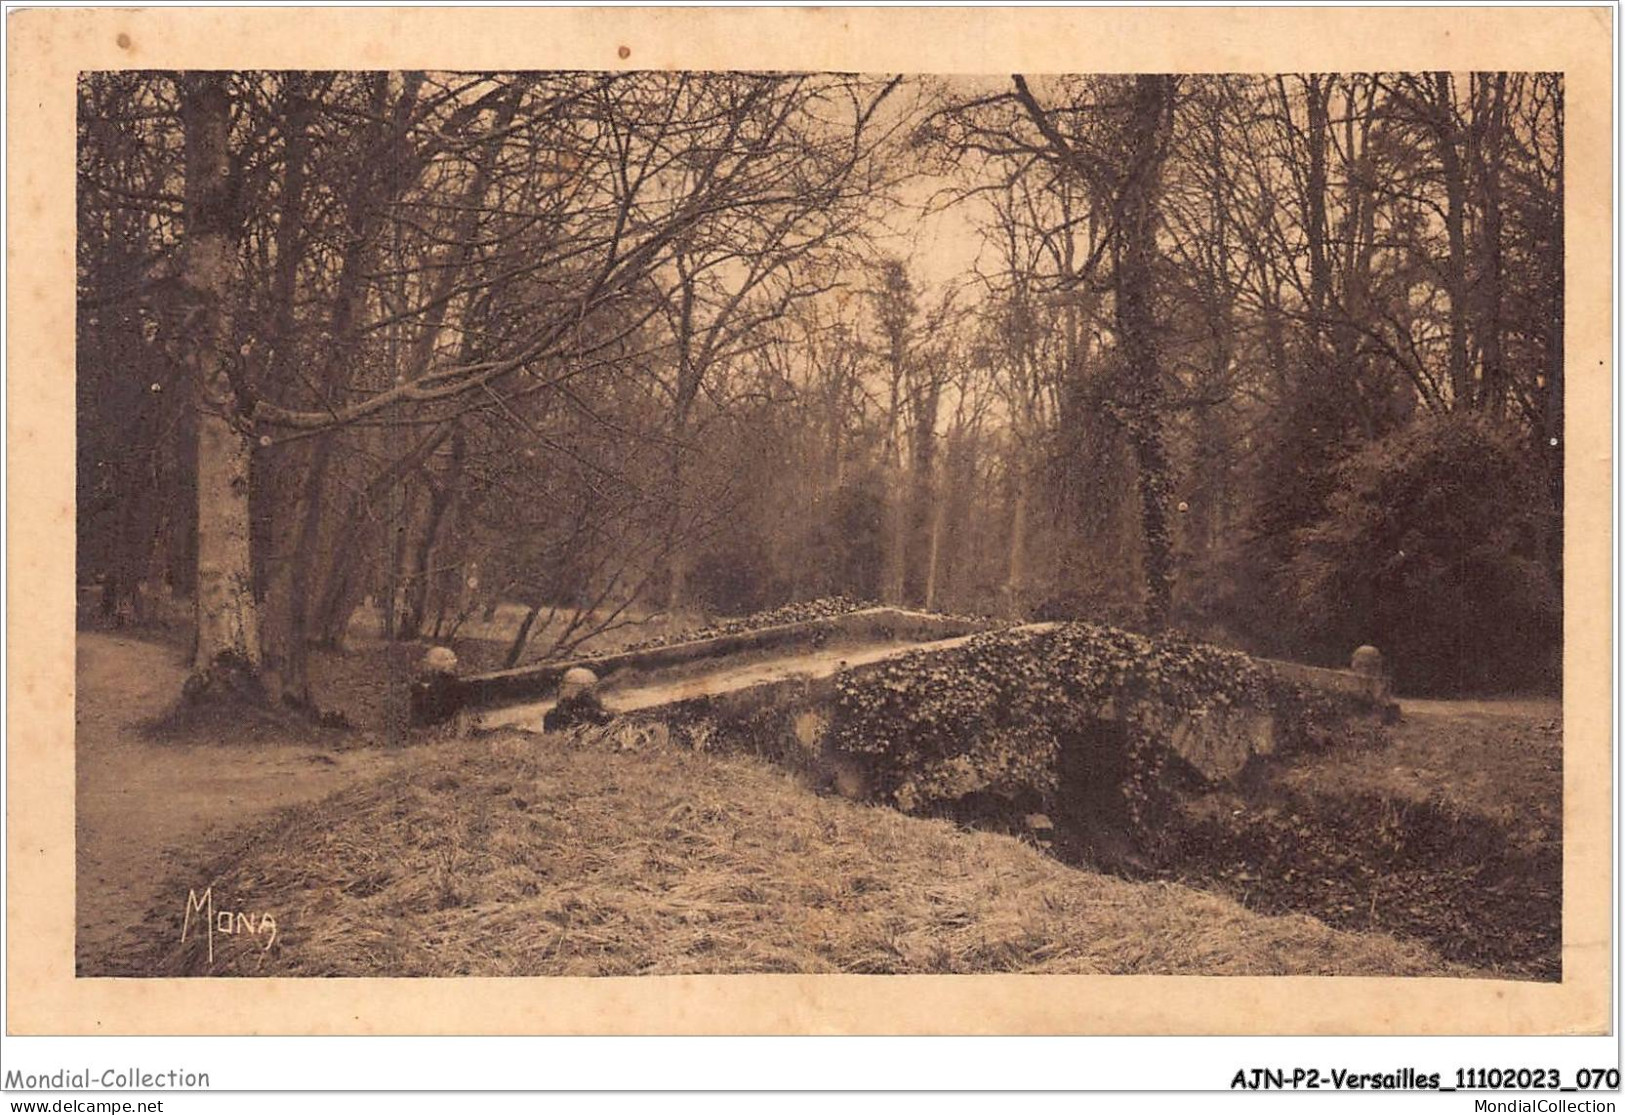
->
1351;645;1384;677
559;666;599;701
422;646;459;675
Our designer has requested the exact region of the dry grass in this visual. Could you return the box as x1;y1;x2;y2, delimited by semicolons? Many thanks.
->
120;731;1455;979
1275;701;1561;846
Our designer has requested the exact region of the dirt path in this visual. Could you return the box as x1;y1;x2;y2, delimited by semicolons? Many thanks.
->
76;633;417;974
1399;696;1562;722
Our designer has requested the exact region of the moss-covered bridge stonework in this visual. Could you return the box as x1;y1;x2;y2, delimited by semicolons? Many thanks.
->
415;607;1392;817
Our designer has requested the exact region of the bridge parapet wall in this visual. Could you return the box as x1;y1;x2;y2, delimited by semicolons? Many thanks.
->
413;606;996;724
1259;657;1392;703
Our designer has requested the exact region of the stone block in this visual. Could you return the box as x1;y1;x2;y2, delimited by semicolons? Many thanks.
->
559;666;599;701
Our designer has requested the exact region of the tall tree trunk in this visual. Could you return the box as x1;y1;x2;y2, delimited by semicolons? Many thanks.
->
886;462;908;606
1197;96;1235;552
400;468;456;642
1540;77;1565;577
1431;73;1474;409
872;260;915;607
180;75;262;700
1004;446;1029;615
884;350;908;606
665;464;693;613
1117;75;1176;630
1302;75;1333;344
261;439;327;707
905;377;941;606
923;466;947;611
504;603;544;669
666;258;700;612
1475;73;1509;420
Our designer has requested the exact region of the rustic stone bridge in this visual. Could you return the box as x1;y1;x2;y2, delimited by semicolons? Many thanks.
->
415;606;1390;789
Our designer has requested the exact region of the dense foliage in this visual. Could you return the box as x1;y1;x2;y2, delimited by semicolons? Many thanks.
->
831;623;1299;824
1287;414;1561;693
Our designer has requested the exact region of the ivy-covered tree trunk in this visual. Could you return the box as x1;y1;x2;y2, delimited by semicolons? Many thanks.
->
179;74;263;701
665;258;700;613
1005;470;1028;610
1116;75;1176;630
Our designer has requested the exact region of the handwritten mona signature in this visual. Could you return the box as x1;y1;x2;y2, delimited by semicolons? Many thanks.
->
181;888;278;963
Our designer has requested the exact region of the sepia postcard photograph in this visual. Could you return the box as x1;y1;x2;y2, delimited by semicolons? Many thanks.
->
4;5;1615;1051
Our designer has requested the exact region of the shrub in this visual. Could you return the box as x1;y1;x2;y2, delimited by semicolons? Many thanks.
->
1287;414;1560;694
